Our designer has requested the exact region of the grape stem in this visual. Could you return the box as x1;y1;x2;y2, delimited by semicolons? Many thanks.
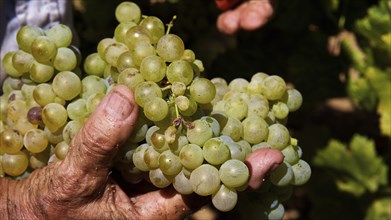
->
166;15;177;35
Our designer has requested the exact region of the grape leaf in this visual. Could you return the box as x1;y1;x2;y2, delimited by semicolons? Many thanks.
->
313;135;388;196
365;198;391;220
366;67;391;137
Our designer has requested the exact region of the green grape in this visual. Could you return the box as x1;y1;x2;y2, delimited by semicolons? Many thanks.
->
180;49;196;62
140;55;166;82
104;42;129;67
134;81;162;107
46;23;72;47
1;152;29;176
7;100;28;123
192;59;204;75
190;78;216;104
143;145;160;169
202;137;230;165
83;53;106;77
211;77;229;104
12;50;34;74
150;128;169;153
143;97;169;122
175;96;197;116
251;72;269;82
16;25;45;53
179;144;204;170
247;94;269;119
261;75;286;100
282;88;303;112
242;116;269;144
52;71;81;100
169;135;189;155
290;159;311;186
267;124;290;150
171;82;186;96
219;159;249;188
166;60;194;85
146;125;160;146
44;125;63;144
190;164;221;196
220;117;243;142
270;161;294;186
281;145;300;165
103;65;120;82
212;184;238;212
31;36;57;62
23;128;49;153
156;34;185;62
252;142;273;152
115;1;141;23
130;41;156;66
236;139;252;156
117;51;136;72
62;120;82;144
81;75;107;99
114;22;137;43
140;16;165;44
86;93;105;114
271;101;289;120
33;83;56;106
30;61;55;83
228;78;249;93
224;96;248;121
226;142;246;161
66;99;89;121
200;116;220;137
21;84;36;102
173;170;193;195
187;119;213;146
132;144;150;172
159;150;182;176
0;96;8;120
149;168;174;188
97;38;116;59
14;116;38;136
117;68;144;91
124;25;152;49
0;128;24;154
42;103;68;132
29;148;50;169
53;47;78;71
2;52;23;77
267;203;285;220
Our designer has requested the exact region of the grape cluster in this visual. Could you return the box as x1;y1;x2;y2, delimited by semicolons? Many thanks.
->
0;1;311;218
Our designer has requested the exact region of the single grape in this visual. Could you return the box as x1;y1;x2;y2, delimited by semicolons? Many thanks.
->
149;168;174;188
30;61;55;83
261;75;286;100
24;128;49;153
1;152;29;176
140;16;165;44
179;144;204;170
156;34;185;62
212;184;238;212
242;116;269;144
83;53;106;77
33;83;56;107
219;159;249;188
62;120;82;144
46;23;73;47
2;52;23;78
159;150;182;176
166;60;194;86
143;97;169;122
117;68;144;91
290;159;311;186
42;103;68;132
203;137;231;165
12;50;34;74
0;128;24;154
267;124;290;150
190;164;221;196
140;55;166;82
173;170;193;195
31;36;57;63
134;81;162;107
190;78;216;104
132;144;150;172
16;25;45;53
52;71;82;100
115;1;141;23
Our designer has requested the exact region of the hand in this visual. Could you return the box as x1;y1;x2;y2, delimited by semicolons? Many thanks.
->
217;0;275;34
1;85;283;219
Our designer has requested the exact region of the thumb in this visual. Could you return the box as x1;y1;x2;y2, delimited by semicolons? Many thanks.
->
58;85;139;191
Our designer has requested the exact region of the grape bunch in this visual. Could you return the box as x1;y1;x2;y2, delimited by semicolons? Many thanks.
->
0;1;311;218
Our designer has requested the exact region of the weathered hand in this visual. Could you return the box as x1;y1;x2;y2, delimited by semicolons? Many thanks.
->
217;0;275;34
1;85;283;219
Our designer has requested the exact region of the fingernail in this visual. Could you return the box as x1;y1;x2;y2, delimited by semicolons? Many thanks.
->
105;89;133;120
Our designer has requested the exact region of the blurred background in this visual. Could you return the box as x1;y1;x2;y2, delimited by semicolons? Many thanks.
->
71;0;390;219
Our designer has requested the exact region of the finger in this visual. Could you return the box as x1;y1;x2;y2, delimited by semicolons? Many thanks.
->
239;1;274;31
132;187;210;220
217;9;241;34
245;148;284;190
57;85;139;194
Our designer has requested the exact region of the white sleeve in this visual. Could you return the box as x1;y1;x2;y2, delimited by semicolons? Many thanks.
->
1;0;76;86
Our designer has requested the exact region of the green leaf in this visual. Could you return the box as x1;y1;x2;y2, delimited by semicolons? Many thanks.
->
314;135;388;196
366;67;391;137
365;198;391;220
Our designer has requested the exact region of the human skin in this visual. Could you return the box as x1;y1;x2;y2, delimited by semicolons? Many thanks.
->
217;0;275;34
0;85;283;219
